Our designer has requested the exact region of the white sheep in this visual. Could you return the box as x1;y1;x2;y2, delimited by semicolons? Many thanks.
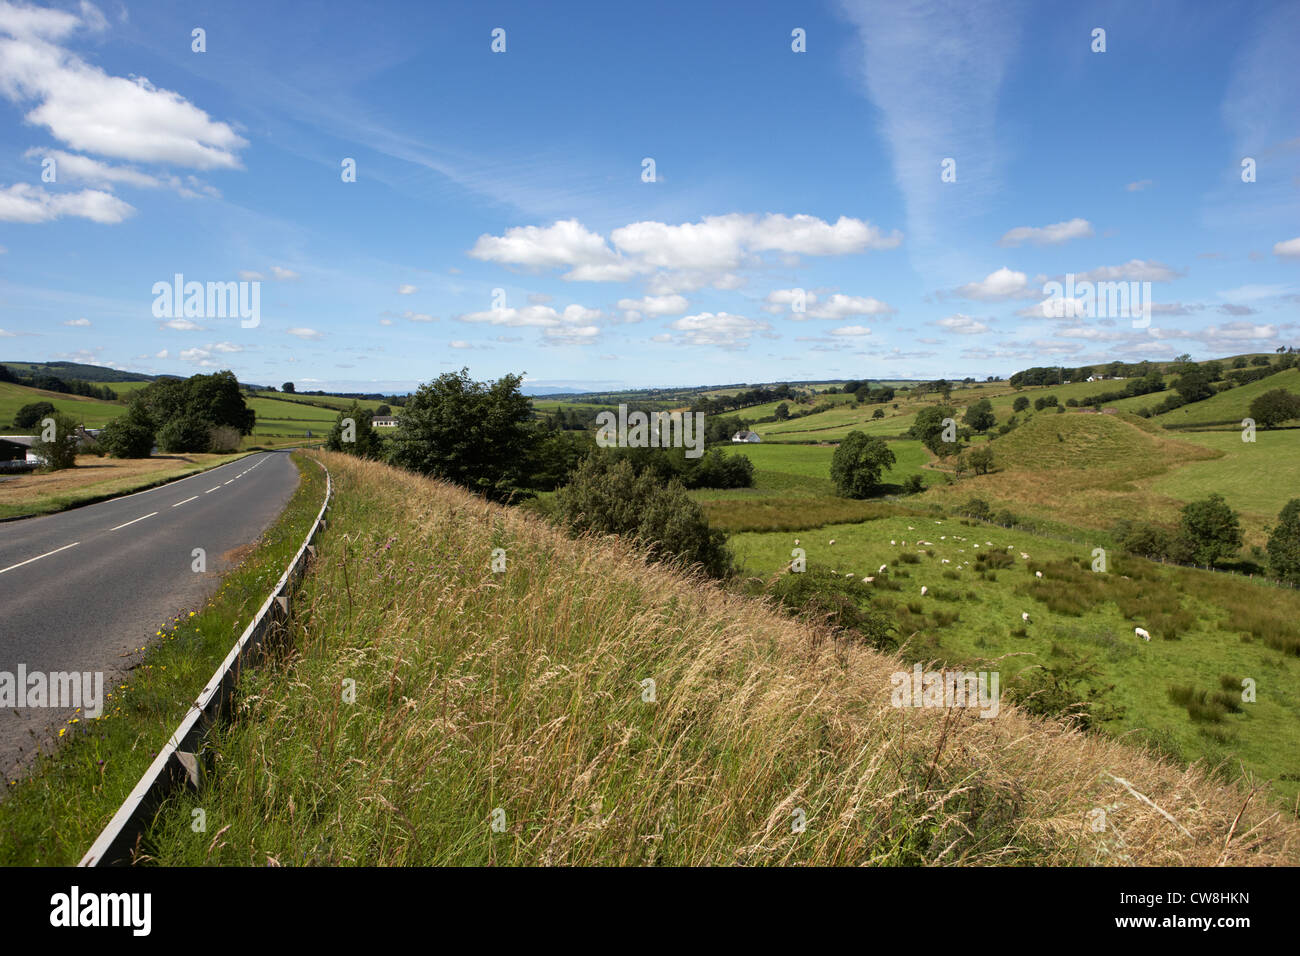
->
1020;553;1030;560
829;539;836;546
864;576;875;583
794;538;800;546
1021;612;1030;623
878;564;888;574
908;526;915;530
1035;571;1043;579
985;541;993;546
1135;627;1151;642
920;586;928;596
845;572;854;579
890;539;896;545
941;558;950;564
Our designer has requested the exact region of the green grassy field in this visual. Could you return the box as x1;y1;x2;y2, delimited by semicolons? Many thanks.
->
729;514;1300;803
1150;429;1300;527
0;382;124;429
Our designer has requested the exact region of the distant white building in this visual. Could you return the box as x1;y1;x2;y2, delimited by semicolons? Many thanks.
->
731;430;761;443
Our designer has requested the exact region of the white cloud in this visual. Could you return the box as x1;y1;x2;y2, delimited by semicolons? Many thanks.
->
956;267;1029;300
1274;236;1300;258
449;340;473;349
829;325;872;337
23;148;215;197
0;3;247;170
455;303;600;328
1077;260;1183;283
403;311;435;323
668;311;769;348
286;327;322;340
63;316;91;327
998;218;1093;247
270;266;298;280
1126;180;1153;192
159;318;204;331
615;294;688;316
207;341;243;353
468;219;625;277
835;0;1022;263
0;181;133;223
936;314;988;334
807;293;895;319
611;213;899;272
179;347;216;366
398;284;418;294
469;213;899;287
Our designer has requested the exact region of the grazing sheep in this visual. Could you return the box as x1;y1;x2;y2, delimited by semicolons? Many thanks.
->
920;586;928;596
1135;627;1151;642
829;539;836;546
1022;612;1030;623
1035;571;1043;579
864;576;875;583
1020;553;1030;560
878;564;888;574
891;539;896;545
845;572;854;579
794;538;800;546
986;541;993;546
941;558;950;564
908;526;915;530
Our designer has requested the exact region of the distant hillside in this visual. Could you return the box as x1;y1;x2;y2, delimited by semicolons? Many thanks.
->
1156;367;1300;427
1;361;161;384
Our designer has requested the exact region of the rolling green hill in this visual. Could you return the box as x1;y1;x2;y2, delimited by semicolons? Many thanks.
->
1155;368;1300;427
0;381;125;429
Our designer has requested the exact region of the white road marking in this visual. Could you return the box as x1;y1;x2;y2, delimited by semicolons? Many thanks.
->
206;487;220;494
0;541;80;576
172;495;199;508
109;511;158;531
224;480;235;485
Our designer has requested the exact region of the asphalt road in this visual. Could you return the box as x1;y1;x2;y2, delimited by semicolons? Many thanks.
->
0;450;301;781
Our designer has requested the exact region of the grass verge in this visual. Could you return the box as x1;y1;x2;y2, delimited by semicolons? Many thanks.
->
0;451;324;865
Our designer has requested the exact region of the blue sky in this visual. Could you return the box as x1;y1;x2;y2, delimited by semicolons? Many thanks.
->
0;0;1297;393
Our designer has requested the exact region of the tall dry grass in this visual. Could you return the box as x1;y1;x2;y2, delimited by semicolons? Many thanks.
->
145;451;1300;865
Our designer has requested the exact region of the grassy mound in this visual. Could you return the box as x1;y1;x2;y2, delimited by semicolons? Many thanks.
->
140;452;1299;866
985;412;1215;474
